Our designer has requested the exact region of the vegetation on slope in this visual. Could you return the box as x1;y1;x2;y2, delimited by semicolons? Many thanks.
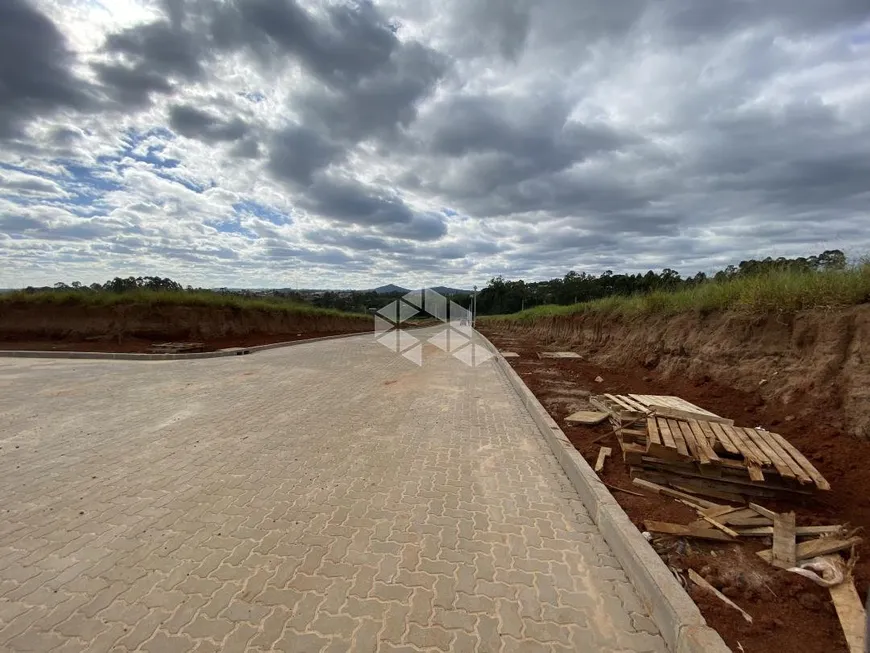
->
474;249;853;315
482;261;870;321
1;277;368;320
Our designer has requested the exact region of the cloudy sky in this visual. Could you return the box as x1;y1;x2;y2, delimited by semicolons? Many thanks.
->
1;0;869;289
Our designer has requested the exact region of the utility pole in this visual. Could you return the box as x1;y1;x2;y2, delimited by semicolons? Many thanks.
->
472;285;477;328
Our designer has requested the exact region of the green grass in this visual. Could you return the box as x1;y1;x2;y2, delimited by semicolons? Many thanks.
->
484;263;870;322
0;289;369;320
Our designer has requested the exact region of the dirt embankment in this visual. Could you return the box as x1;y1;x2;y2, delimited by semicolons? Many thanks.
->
482;305;870;652
0;302;371;352
489;305;870;440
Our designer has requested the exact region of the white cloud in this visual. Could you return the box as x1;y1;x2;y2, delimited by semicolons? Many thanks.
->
1;0;869;290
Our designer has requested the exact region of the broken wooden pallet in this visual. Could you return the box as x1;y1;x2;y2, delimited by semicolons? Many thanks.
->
757;535;863;564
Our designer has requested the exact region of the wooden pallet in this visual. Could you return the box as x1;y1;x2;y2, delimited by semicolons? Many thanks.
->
592;393;830;498
629;394;734;425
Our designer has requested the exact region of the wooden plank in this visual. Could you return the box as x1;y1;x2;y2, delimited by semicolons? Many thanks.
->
603;394;646;415
754;429;814;485
723;424;770;465
671;482;746;504
725;516;774;528
757;536;863;564
688;570;753;623
688;420;721;463
709;422;741;455
640;396;734;425
667;419;690;458
766;431;831;491
621;441;646;465
635;470;790;499
565;410;609;425
748;502;777;520
631;478;721;509
695;420;719;450
646;417;662;447
736;525;845;537
637;462;815;495
646;395;684;409
719;508;770;524
721;425;766;482
700;505;744;519
745;464;765;483
829;576;867;653
656;417;677;450
742;428;797;480
628;394;657;408
589;396;614;416
771;512;797;569
645;521;734;542
594;447;612;473
616;395;651;413
667;396;719;417
677;421;704;463
698;514;740;538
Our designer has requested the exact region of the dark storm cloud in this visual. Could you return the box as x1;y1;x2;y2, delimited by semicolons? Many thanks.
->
295;41;447;142
304;176;447;240
217;0;399;84
683;101;870;213
104;20;206;79
93;63;174;108
0;0;94;138
409;92;651;220
665;0;870;37
97;18;209;107
267;126;344;184
424;94;630;168
169;104;250;143
229;138;262;159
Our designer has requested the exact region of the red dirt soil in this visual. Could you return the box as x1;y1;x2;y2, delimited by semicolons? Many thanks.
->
482;326;869;653
0;301;372;352
0;331;363;354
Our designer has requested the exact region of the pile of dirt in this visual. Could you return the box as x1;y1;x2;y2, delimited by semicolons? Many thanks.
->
0;302;371;352
481;324;870;653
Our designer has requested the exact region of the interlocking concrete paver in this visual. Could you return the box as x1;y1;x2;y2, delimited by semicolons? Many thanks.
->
0;330;666;651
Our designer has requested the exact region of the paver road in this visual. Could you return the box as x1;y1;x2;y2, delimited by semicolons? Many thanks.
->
0;330;666;652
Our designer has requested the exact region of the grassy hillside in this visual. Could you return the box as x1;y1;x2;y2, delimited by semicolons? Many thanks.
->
483;263;870;321
0;288;368;320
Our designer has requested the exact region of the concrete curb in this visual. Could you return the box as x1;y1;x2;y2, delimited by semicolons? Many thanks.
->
0;330;373;361
476;332;731;653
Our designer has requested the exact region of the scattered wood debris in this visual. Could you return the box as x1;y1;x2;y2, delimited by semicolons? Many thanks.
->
757;535;863;564
645;520;735;542
590;393;831;500
771;511;797;569
590;389;860;647
689;569;753;623
829;574;867;653
594;446;612;473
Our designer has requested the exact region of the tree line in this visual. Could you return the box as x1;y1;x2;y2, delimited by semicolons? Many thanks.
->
474;249;848;315
24;276;188;293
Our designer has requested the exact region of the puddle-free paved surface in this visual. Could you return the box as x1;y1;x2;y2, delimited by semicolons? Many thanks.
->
0;330;666;652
